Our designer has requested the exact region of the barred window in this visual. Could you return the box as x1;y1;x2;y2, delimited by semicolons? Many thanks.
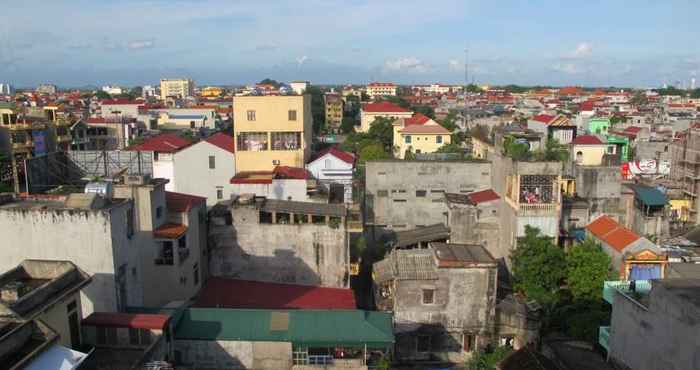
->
271;132;301;150
237;132;268;151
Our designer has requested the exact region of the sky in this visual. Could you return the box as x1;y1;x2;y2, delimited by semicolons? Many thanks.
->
1;0;699;88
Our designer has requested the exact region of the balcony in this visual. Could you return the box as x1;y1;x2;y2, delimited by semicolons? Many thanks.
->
599;326;610;352
517;202;558;215
603;280;652;304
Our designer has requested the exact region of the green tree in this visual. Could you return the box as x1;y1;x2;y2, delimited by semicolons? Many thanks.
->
466;84;483;93
629;91;649;106
258;78;281;88
502;136;530;161
403;148;416;160
566;239;611;303
542;138;570;162
383;95;411;109
340;117;357;134
469;124;490;143
130;86;143;98
511;226;567;308
610;115;627;125
413;105;435;119
691;89;700;99
466;346;513;370
305;85;326;134
435;143;464;154
95;90;111;100
358;143;391;163
367;117;394;151
439;111;458;132
655;86;686;96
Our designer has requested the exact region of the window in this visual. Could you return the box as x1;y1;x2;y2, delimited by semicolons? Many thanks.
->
288;110;297;121
217;189;223;200
324;159;331;169
436;135;442;144
377;190;388;197
416;190;427;197
237;132;268;151
271;132;301;150
416;335;431;353
153;152;159;161
193;263;200;285
126;207;134;238
209;155;216;169
405;135;411;144
463;334;474;352
422;289;435;304
246;110;256;121
190;121;195;129
156;206;163;219
607;146;615;154
393;199;407;203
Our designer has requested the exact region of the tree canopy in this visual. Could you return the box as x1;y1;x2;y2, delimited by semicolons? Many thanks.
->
566;239;611;303
95;90;111;100
258;78;281;88
413;105;435;119
466;346;513;370
690;88;700;99
305;85;326;134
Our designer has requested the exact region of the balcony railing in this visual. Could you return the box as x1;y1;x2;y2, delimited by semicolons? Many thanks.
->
518;202;558;215
599;326;610;352
603;280;652;304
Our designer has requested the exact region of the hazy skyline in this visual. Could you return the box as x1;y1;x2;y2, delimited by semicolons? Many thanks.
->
2;0;699;88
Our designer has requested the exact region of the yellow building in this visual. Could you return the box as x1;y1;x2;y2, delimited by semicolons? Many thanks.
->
392;114;451;159
160;78;195;100
571;135;609;166
233;95;312;172
324;93;343;133
471;137;495;159
201;86;224;97
359;101;413;133
366;82;397;98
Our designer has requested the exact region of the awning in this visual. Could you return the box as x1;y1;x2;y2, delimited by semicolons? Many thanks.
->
24;344;90;370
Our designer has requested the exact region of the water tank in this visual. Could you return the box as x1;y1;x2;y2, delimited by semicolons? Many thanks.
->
85;182;113;198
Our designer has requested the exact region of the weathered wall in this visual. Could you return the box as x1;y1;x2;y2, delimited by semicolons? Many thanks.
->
365;160;492;229
609;284;700;370
635;141;670;161
209;206;348;287
175;340;291;370
39;292;82;348
174;142;236;206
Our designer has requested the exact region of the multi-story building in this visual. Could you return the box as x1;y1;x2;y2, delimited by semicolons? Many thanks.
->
160;78;195;100
366;82;397;99
324;93;343;133
36;84;57;95
670;125;700;225
0;103;56;169
0;83;14;95
306;147;355;204
392;113;451;158
289;81;309;95
200;86;224;98
359;101;412;133
232;95;312;172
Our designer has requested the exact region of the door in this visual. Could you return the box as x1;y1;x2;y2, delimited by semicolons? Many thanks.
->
68;311;80;348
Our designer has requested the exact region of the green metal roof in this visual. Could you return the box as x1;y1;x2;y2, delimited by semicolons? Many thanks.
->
630;185;668;207
174;308;394;348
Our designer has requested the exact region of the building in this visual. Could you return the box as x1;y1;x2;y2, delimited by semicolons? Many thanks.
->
373;243;498;363
289;81;309;95
622;184;670;237
129;133;193;191
324;93;343;133
142;85;157;98
233;95;312;172
0;103;55;163
527;114;576;144
160;78;195;100
588;117;610;135
101;85;124;95
586;215;667;280
0;260;91;349
99;99;143;119
366;83;397;99
392;113;452;158
571;135;610;166
208;196;349;288
670;125;700;225
82;117;139;150
364;160;492;231
151;107;219;130
359;101;412;133
230;166;323;203
80;312;172;370
0;83;14;95
0;178;206;314
174;308;393;370
600;279;700;370
306;147;355;204
36;84;57;95
200;86;224;98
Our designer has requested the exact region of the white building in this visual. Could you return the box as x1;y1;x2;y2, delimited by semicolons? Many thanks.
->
150;107;219;130
231;166;321;202
0;83;14;95
160;78;195;100
129;133;193;192
289;81;310;95
36;84;57;94
366;82;397;98
100;98;143;118
142;85;157;98
101;85;124;95
306;147;355;203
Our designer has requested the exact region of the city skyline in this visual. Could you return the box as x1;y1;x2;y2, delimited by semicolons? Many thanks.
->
1;0;699;88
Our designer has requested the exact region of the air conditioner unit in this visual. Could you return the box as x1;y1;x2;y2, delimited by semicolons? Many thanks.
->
272;160;281;165
124;174;151;185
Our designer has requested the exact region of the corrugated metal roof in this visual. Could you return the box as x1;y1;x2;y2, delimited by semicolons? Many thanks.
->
374;249;438;283
431;242;497;267
392;224;450;248
82;312;169;330
174;308;394;347
628;184;668;207
261;199;346;217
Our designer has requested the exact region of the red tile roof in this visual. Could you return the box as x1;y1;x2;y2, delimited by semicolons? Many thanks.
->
624;126;642;134
166;191;206;213
531;114;556;124
129;133;192;153
204;133;235;154
230;171;274;184
585;215;640;252
572;135;605;145
82;312;169;330
404;113;431;126
467;189;500;204
273;166;312;180
311;147;355;165
101;99;143;105
193;277;356;310
362;101;410;113
153;223;188;239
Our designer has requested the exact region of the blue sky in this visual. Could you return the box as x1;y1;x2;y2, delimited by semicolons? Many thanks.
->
1;0;699;88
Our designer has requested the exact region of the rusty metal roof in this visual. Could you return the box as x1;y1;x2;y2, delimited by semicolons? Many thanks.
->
392;223;450;248
431;242;497;267
373;249;438;283
261;199;346;218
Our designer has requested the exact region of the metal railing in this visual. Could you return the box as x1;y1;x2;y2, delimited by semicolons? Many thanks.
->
599;326;610;352
603;280;652;304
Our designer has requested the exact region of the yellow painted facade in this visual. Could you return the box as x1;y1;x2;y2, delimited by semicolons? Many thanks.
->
573;144;608;166
233;95;312;172
160;78;194;99
201;86;224;97
471;137;495;159
392;122;451;159
670;199;691;222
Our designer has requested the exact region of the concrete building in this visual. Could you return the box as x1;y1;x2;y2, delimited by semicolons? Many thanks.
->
364;160;492;231
99;99;143;118
0;260;91;349
373;243;498;363
670;125;700;225
601;279;700;370
151;107;218;130
129;133;193;191
0;103;56;164
208;196;349;288
392;114;451;159
366;82;397;99
0;83;14;95
101;85;124;95
289;81;309;95
359;101;412;133
571;135;612;166
324;93;343;133
230;166;324;203
621;184;670;238
306;147;355;204
36;84;57;95
527;114;576;144
160;78;194;100
233;95;312;172
0;179;206;314
82;117;140;150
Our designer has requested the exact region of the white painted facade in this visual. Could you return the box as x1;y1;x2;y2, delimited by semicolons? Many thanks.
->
231;179;309;202
306;153;354;203
172;141;236;206
153;152;176;191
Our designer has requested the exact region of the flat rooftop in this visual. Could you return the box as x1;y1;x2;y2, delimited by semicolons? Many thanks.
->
0;193;127;212
656;278;700;311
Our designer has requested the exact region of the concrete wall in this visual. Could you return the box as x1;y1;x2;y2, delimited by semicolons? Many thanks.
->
635;141;670;161
209;206;348;287
0;203;137;314
152;153;175;192
365;160;492;229
39;292;82;348
173;141;236;206
175;340;291;370
609;283;700;370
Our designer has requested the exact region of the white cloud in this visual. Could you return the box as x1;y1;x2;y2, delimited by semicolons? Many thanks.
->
127;40;154;50
385;57;430;72
566;42;593;58
296;55;308;66
552;63;582;74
